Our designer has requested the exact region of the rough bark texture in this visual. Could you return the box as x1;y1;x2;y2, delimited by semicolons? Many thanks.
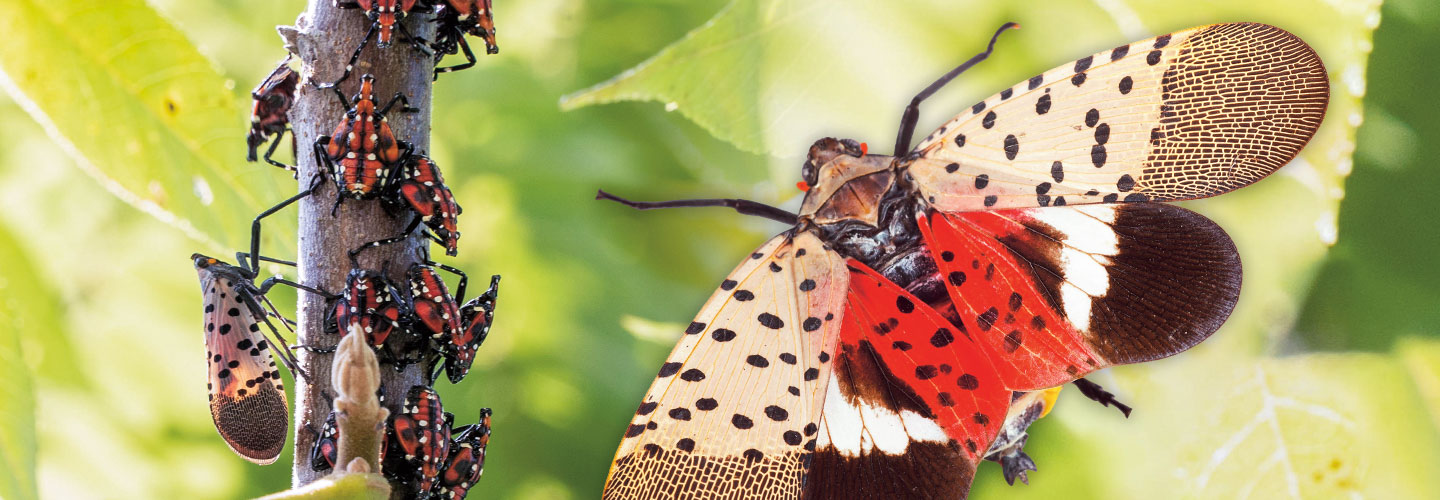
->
282;2;435;488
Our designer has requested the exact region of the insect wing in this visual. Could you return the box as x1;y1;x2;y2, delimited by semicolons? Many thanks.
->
909;23;1327;211
916;203;1240;391
198;265;289;465
805;261;1011;498
602;232;849;499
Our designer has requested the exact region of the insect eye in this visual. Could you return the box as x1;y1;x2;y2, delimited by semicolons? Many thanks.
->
800;162;817;186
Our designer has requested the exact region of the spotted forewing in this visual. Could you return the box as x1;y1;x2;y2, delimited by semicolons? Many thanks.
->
908;23;1326;212
195;257;289;465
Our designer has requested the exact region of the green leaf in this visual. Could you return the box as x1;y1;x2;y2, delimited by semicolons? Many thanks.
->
0;0;294;251
1398;338;1440;432
0;222;39;500
971;349;1440;499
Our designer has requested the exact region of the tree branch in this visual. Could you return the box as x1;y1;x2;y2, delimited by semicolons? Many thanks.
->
281;2;435;488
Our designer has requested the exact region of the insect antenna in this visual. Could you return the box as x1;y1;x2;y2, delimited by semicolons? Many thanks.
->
595;189;798;225
893;22;1019;156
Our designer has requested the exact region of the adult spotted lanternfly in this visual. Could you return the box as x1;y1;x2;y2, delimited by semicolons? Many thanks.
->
246;57;299;173
193;253;326;464
597;22;1327;498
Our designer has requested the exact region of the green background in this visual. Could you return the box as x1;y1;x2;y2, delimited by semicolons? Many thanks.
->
0;0;1437;498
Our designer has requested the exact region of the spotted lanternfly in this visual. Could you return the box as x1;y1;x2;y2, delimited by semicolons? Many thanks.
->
444;274;498;384
327;0;432;87
246;57;299;174
404;262;465;379
597;22;1327;498
310;410;341;471
314;74;415;213
386;385;453;497
310;407;393;472
193;253;316;465
393;155;463;256
353;154;465;257
328;268;410;354
431;0;499;78
436;408;492;499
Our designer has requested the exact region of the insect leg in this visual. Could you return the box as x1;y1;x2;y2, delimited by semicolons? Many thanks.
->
379;93;418;116
349;216;425;266
430;262;469;303
253;297;310;380
434;33;477;79
395;19;434;57
892;22;1018;156
235;253;298;274
248;176;321;275
321;23;377;90
257;276;338;301
262;128;299;178
1072;378;1133;417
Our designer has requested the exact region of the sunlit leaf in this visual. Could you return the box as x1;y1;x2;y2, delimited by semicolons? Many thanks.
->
0;0;293;251
1112;353;1438;499
1399;338;1440;432
0;222;39;500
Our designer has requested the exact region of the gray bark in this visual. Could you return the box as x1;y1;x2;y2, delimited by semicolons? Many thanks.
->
280;2;435;487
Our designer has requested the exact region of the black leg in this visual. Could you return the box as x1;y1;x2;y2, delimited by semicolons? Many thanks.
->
388;142;414;187
235;252;298;272
349;216;424;266
378;93;417;116
262;128;298;177
321;23;376;90
257;276;337;301
892;22;1018;156
248;178;320;276
252;294;309;380
422;229;456;257
314;138;347;216
431;262;469;303
395;19;433;57
434;34;477;79
1072;378;1133;417
595;189;798;225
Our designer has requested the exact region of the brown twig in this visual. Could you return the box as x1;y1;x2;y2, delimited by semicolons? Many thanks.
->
278;1;435;488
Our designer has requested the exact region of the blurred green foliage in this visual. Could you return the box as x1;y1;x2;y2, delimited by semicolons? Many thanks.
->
0;0;1436;499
